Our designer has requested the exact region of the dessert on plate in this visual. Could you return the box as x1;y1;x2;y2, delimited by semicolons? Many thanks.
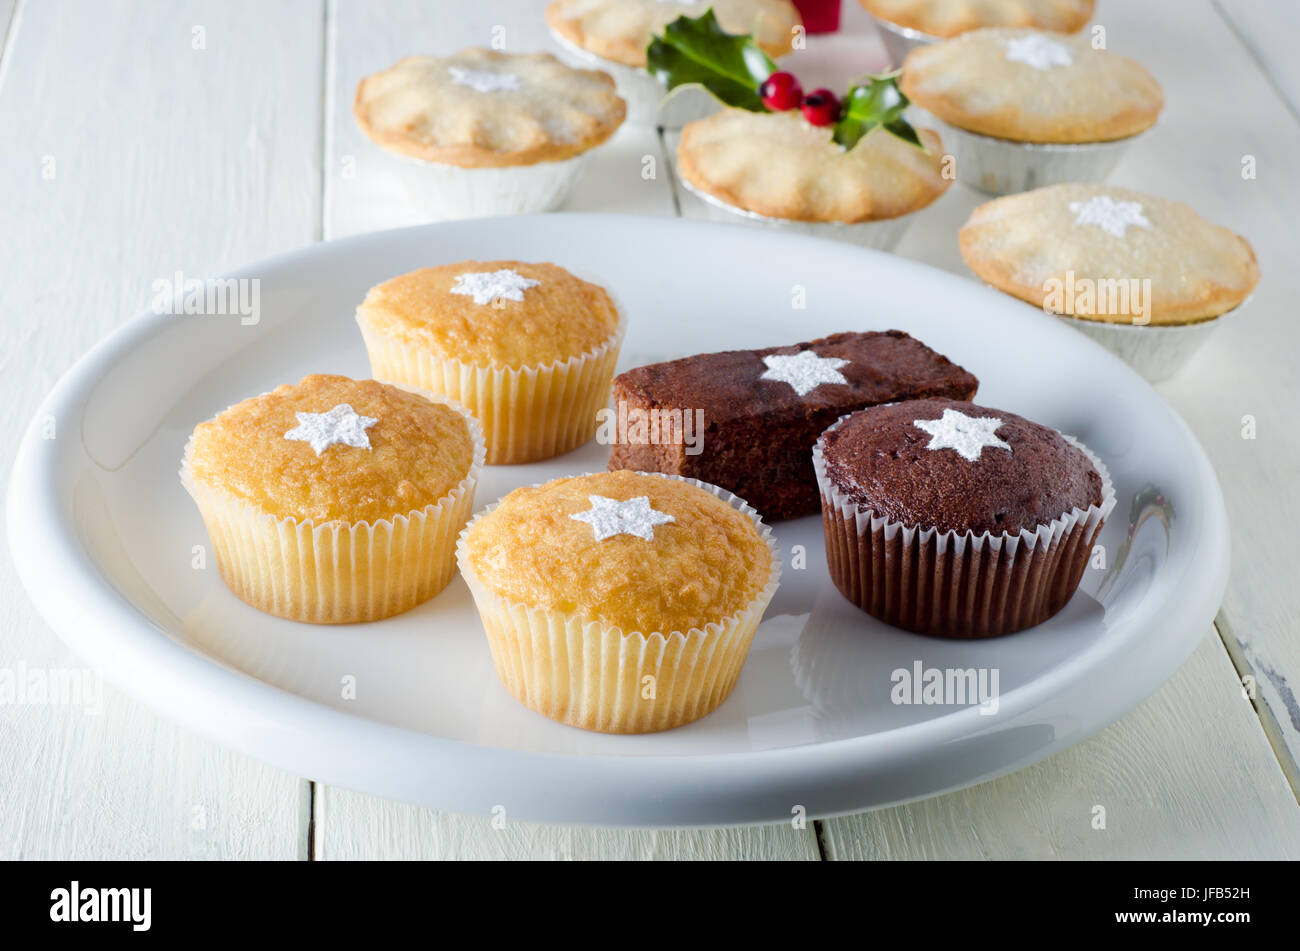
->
901;28;1164;194
354;48;625;220
959;183;1260;380
546;0;800;125
607;330;978;520
859;0;1094;64
356;259;625;464
181;374;484;624
814;398;1114;637
457;470;781;733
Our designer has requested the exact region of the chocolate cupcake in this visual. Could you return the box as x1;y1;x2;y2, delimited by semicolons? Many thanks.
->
813;399;1114;637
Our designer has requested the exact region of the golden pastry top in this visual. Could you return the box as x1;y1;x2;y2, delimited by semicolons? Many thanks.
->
461;471;775;635
354;49;625;167
547;0;801;68
901;28;1163;143
959;184;1260;325
186;375;476;522
356;260;622;369
860;0;1093;38
678;109;950;222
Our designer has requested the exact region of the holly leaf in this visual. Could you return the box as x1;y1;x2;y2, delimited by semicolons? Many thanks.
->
832;73;924;151
646;9;778;112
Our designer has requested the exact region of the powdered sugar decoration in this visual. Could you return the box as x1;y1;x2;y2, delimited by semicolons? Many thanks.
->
1004;34;1074;70
447;66;521;94
1069;195;1152;238
450;269;540;305
913;409;1011;463
570;495;675;542
760;351;851;397
284;403;378;455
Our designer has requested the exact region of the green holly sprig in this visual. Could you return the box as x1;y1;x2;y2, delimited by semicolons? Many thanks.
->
646;9;923;151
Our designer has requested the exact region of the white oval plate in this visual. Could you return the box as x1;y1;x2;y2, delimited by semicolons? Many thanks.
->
8;214;1228;827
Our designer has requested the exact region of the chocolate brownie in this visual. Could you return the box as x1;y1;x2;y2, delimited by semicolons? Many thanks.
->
606;331;978;519
819;399;1104;534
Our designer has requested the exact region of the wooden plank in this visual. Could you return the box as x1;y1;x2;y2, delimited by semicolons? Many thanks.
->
318;0;819;859
1214;0;1300;121
822;632;1300;859
1126;0;1300;794
315;787;819;860
0;0;322;859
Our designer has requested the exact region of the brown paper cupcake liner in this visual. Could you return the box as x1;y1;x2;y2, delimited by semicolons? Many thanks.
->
180;389;485;624
813;417;1116;638
358;309;626;465
456;473;782;733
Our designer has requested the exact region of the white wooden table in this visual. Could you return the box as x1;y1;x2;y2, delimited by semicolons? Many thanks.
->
3;0;1299;860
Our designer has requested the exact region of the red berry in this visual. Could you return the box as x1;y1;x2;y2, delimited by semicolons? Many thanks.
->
759;71;803;111
801;88;840;126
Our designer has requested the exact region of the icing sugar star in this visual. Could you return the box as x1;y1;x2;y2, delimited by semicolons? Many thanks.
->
913;409;1011;462
447;66;521;94
760;351;851;397
284;403;378;455
570;495;675;542
450;269;540;305
1069;195;1152;238
1004;34;1074;70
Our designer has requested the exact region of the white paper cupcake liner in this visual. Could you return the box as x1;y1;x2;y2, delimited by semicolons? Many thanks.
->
456;472;783;733
548;28;718;127
1055;300;1244;383
869;14;939;67
678;175;916;251
358;307;627;465
383;152;588;222
813;415;1116;637
180;389;485;624
924;115;1141;196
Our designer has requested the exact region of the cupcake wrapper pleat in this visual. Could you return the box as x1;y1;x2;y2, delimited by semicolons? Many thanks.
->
814;421;1116;638
358;313;625;465
181;391;485;624
457;473;782;733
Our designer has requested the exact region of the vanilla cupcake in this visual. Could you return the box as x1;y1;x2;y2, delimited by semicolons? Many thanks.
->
960;184;1260;381
860;0;1094;63
547;0;800;125
676;108;951;250
901;29;1163;194
458;470;780;733
354;49;625;220
181;375;484;623
356;260;625;464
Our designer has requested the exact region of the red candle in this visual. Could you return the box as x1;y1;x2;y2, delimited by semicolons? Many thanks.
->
792;0;841;34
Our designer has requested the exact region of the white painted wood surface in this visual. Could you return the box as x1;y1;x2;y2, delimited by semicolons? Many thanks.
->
1216;0;1300;121
0;0;318;859
1199;0;1300;798
2;0;1298;859
824;632;1300;859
